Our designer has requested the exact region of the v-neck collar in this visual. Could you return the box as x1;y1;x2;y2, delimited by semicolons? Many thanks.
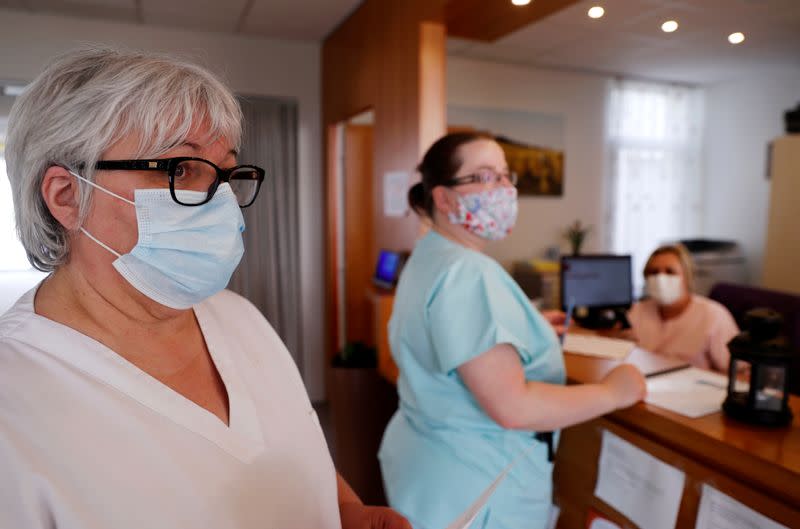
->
11;287;265;463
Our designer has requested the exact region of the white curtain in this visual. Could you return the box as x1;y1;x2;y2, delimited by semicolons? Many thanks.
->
607;80;704;296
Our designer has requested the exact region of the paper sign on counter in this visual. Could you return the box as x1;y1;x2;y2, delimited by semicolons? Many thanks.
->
695;484;789;529
594;430;685;529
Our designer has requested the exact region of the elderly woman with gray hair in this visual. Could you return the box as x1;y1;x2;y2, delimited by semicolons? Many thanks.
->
0;47;410;529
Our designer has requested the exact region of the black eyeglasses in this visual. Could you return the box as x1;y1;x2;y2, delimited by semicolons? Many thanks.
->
94;157;265;207
447;168;518;187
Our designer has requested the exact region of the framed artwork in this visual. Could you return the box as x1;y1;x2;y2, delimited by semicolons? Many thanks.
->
496;135;564;196
448;105;565;197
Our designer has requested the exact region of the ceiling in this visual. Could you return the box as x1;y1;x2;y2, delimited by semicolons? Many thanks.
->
0;0;363;40
448;0;800;85
1;0;798;84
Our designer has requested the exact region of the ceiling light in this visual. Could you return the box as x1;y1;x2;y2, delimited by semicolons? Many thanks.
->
588;6;605;19
661;20;679;33
511;0;531;5
728;32;745;44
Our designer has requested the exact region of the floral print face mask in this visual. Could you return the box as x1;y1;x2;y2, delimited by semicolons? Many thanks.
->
447;186;518;241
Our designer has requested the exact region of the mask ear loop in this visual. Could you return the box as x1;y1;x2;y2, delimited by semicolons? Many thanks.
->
79;228;121;258
68;169;131;258
68;170;135;206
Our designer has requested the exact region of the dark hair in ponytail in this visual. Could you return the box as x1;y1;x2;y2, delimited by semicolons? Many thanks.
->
408;131;493;218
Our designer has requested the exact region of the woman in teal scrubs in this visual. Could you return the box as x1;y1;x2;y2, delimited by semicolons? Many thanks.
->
379;132;646;529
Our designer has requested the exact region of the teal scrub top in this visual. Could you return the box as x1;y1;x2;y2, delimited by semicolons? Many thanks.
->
378;230;566;529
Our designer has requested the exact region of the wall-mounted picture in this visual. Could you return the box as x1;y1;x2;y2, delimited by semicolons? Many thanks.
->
496;135;564;196
448;105;565;197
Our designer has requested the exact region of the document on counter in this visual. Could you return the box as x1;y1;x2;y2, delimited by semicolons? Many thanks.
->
645;367;728;418
695;484;789;529
594;430;685;529
561;334;635;359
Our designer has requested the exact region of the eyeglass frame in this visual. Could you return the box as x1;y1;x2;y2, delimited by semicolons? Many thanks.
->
444;168;518;187
93;157;265;207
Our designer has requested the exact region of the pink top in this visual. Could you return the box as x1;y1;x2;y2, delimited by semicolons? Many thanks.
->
628;295;740;372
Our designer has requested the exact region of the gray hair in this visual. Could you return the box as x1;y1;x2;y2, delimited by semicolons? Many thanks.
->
5;45;243;271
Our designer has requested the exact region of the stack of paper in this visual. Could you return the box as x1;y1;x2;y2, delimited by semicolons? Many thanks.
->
645;367;728;418
562;334;636;359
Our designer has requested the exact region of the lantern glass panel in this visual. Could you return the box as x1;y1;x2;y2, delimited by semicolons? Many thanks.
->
754;365;785;411
732;359;752;393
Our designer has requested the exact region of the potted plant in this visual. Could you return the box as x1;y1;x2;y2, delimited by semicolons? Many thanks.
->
564;220;592;256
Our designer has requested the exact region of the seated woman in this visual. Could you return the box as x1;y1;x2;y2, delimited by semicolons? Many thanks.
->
628;244;739;372
0;46;408;529
379;132;646;529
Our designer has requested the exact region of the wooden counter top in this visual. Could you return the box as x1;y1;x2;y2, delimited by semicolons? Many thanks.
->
564;351;800;510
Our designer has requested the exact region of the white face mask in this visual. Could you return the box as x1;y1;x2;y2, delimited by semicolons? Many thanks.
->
70;170;245;309
646;274;684;306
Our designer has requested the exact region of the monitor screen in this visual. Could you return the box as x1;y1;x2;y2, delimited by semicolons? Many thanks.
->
560;255;632;309
373;250;403;288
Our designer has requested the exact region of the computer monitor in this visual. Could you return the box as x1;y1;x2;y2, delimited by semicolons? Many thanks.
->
560;255;633;311
373;250;406;289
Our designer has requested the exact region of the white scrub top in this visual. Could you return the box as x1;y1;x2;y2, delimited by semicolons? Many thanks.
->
0;287;340;529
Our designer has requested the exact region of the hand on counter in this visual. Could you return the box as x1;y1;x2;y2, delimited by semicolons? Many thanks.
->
602;364;647;409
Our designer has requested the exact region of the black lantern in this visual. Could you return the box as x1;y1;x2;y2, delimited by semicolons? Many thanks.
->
723;308;794;427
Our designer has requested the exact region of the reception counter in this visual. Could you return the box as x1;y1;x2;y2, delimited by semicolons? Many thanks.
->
553;352;800;528
372;292;799;527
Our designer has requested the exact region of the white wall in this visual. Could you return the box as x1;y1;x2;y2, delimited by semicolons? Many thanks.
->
0;9;326;401
703;71;800;284
447;57;611;267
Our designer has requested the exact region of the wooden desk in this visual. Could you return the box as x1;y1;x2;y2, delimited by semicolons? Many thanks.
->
373;299;800;527
554;352;800;528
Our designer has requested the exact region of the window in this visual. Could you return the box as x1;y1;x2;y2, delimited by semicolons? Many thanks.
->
0;157;33;271
607;80;704;296
0;122;47;314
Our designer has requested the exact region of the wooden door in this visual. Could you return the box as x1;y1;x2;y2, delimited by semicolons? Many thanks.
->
343;124;375;346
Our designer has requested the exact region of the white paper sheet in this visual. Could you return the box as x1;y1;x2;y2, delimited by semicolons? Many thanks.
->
594;430;685;529
562;334;635;359
695;484;789;529
383;171;409;217
589;519;622;529
645;367;728;418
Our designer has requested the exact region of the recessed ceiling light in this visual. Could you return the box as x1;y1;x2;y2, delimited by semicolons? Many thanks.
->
728;32;745;44
588;6;605;19
661;20;679;33
511;0;531;5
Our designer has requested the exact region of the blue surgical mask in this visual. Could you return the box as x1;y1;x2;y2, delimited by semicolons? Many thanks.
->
70;171;245;309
